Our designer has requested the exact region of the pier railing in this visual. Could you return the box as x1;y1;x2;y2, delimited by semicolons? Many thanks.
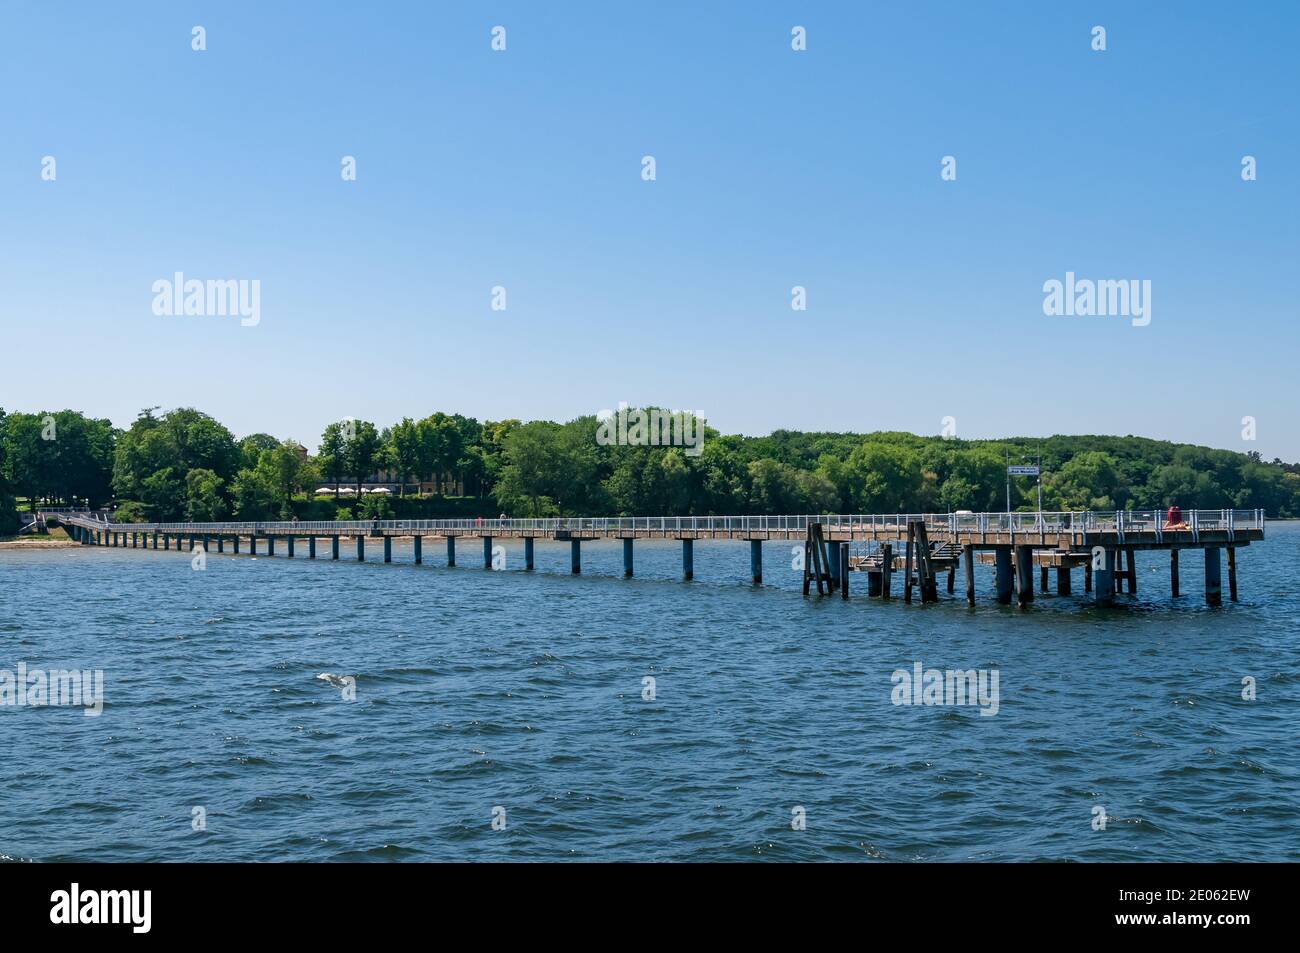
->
76;509;1265;536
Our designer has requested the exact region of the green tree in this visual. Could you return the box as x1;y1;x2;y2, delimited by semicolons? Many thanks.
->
319;421;349;498
345;421;381;497
494;420;564;516
0;409;19;533
846;443;924;512
114;408;237;510
387;418;421;497
230;464;278;520
140;468;185;520
238;433;279;471
267;440;309;505
939;449;1007;512
4;412;56;509
185;468;227;521
1050;450;1123;510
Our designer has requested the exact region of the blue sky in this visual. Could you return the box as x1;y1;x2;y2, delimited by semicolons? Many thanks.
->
1;2;1296;459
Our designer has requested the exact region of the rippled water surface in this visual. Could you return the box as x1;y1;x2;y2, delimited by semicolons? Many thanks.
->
2;525;1298;861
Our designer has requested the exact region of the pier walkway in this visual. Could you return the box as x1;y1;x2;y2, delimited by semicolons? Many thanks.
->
61;509;1264;609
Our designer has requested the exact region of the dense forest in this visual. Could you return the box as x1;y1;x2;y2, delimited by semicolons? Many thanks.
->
2;404;1298;534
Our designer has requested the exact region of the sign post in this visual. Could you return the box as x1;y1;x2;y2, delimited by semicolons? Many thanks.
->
1007;464;1042;522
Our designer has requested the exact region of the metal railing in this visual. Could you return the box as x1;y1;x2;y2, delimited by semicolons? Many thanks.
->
70;509;1266;536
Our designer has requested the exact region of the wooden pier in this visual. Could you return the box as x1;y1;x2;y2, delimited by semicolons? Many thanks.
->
61;509;1264;609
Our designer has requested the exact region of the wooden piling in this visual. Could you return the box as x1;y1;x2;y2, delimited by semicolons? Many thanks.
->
1205;546;1222;607
1015;546;1033;607
964;545;975;606
911;521;938;602
1227;547;1238;601
1170;549;1180;597
881;543;893;600
839;543;848;600
1094;548;1116;606
995;546;1013;605
903;531;915;603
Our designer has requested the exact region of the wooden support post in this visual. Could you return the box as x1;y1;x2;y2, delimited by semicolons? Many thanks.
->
624;538;634;578
1056;565;1071;595
810;528;827;596
483;536;494;569
994;547;1013;605
1040;565;1049;593
839;543;849;599
1015;546;1034;607
1094;548;1116;607
266;537;275;556
446;535;455;566
1205;546;1222;607
963;545;975;606
1084;559;1092;592
356;536;364;562
571;539;581;574
524;537;534;570
1227;547;1238;601
384;537;392;563
880;543;893;600
309;536;317;559
1170;549;1180;597
825;538;839;591
287;536;295;558
750;539;762;585
903;527;915;603
682;538;693;581
412;535;420;564
801;540;812;596
947;564;955;594
809;524;831;593
910;522;938;602
232;535;239;553
1127;549;1137;594
332;535;340;560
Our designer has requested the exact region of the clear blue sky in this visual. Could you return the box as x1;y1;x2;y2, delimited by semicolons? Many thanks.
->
2;2;1296;459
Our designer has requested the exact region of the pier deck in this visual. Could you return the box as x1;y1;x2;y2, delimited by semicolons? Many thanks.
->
61;509;1264;609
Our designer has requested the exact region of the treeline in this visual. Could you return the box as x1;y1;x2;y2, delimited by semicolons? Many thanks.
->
3;405;1299;534
489;420;1300;517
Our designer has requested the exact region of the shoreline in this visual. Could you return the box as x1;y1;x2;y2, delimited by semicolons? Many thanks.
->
0;536;78;549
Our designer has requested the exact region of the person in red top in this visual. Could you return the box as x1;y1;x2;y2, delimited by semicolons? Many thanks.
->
1164;504;1185;529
